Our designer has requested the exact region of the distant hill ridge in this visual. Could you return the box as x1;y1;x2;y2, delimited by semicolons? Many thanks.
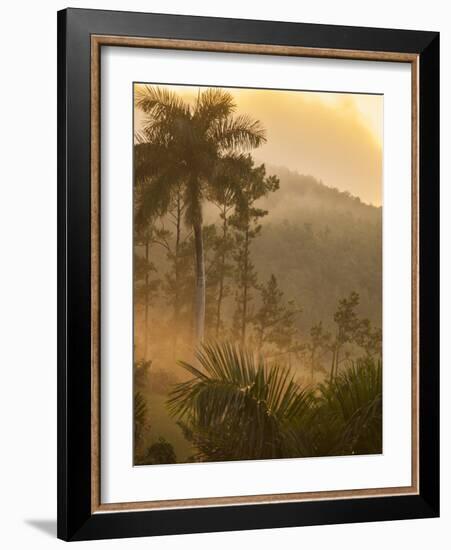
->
258;165;381;225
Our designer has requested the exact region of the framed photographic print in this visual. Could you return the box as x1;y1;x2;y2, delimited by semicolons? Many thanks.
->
57;8;439;541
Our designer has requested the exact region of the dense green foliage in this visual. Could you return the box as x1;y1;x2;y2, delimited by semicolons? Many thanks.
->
316;358;382;455
168;342;314;460
168;342;382;461
144;437;177;465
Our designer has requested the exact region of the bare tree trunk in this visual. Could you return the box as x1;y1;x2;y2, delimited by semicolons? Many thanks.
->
240;227;250;347
215;271;225;338
258;328;264;352
330;345;341;382
193;222;206;343
311;349;315;384
215;208;228;337
329;347;336;382
173;193;182;355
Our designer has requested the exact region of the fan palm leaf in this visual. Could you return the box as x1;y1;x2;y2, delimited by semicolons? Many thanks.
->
168;341;315;461
316;358;382;455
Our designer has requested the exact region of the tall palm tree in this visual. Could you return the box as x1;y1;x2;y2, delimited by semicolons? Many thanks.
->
134;86;266;343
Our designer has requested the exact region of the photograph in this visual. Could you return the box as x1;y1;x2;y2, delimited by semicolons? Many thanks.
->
133;83;383;466
52;5;439;542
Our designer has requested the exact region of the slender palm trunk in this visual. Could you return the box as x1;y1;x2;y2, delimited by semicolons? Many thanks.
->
193;222;206;343
143;232;150;360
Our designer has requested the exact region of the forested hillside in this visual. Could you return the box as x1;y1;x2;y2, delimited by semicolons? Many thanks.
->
252;166;382;334
147;166;382;345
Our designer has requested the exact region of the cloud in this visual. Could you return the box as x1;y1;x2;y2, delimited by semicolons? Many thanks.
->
235;90;382;206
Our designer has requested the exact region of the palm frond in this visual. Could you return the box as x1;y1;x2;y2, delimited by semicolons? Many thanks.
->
135;168;181;229
134;130;148;144
136;86;193;148
317;358;382;455
135;85;189;118
210;115;267;151
168;341;314;460
195;88;236;123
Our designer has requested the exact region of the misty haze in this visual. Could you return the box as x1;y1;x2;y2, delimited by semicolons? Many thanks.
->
133;83;382;465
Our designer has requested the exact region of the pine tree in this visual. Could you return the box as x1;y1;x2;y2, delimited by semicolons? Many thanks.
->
207;156;247;337
230;160;279;346
252;274;301;355
354;318;382;358
330;291;365;380
306;321;331;383
133;225;162;360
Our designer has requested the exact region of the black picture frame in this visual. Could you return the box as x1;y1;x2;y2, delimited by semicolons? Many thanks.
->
57;7;439;541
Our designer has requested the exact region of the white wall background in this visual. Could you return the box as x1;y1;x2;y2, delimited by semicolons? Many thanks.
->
0;0;448;547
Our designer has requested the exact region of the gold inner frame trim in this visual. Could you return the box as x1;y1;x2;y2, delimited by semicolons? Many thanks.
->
90;34;420;514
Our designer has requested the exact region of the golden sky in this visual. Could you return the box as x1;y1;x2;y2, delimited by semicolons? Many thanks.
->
134;84;383;206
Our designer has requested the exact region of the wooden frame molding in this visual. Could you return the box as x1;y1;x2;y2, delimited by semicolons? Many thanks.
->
90;34;420;514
